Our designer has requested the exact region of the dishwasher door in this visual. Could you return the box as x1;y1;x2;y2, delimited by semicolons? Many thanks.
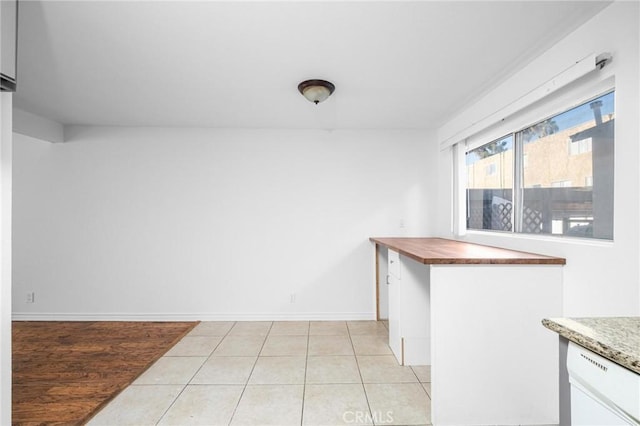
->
567;342;640;425
571;381;631;425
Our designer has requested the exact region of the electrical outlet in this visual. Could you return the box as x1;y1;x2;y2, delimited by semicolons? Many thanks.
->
290;293;296;303
26;292;35;304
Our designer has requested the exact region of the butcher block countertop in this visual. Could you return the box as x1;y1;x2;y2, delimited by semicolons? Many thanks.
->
542;317;640;374
370;237;566;265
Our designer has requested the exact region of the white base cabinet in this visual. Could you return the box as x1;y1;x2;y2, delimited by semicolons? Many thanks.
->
387;249;430;365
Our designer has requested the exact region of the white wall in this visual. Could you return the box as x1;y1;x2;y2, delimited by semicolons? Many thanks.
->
13;108;64;143
13;127;437;320
436;2;640;316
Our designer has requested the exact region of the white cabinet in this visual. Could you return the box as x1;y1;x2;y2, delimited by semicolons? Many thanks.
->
387;249;402;362
386;249;430;365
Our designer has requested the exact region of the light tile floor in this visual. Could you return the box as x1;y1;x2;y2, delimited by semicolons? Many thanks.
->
88;321;431;426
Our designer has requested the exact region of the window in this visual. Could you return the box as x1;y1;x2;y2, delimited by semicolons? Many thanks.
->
466;135;514;231
485;163;497;176
465;91;614;240
569;137;592;156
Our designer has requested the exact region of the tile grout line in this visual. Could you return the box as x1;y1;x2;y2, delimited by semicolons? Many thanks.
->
227;321;273;426
410;366;433;402
155;321;237;426
409;365;422;385
300;321;311;426
347;322;376;426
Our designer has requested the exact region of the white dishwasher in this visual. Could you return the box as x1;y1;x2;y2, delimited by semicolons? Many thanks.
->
567;341;640;425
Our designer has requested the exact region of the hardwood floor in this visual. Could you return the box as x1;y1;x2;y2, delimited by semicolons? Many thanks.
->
12;321;198;425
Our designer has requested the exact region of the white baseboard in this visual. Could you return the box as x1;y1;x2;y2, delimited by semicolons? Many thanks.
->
12;311;376;322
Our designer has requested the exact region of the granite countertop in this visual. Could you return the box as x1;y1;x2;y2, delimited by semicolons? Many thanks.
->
370;237;566;265
542;317;640;374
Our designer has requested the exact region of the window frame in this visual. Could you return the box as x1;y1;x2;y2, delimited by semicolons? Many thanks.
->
464;88;615;241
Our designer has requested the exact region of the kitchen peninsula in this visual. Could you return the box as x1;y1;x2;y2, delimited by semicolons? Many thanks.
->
371;237;565;426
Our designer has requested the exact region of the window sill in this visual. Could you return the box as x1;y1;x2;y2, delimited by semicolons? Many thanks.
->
463;229;614;248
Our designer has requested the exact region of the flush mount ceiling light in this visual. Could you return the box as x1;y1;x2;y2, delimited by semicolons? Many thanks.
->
298;79;335;104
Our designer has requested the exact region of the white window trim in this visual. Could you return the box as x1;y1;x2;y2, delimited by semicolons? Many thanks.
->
452;142;467;237
465;229;614;248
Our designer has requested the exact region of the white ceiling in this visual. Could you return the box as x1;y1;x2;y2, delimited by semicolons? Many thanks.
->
14;1;611;130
